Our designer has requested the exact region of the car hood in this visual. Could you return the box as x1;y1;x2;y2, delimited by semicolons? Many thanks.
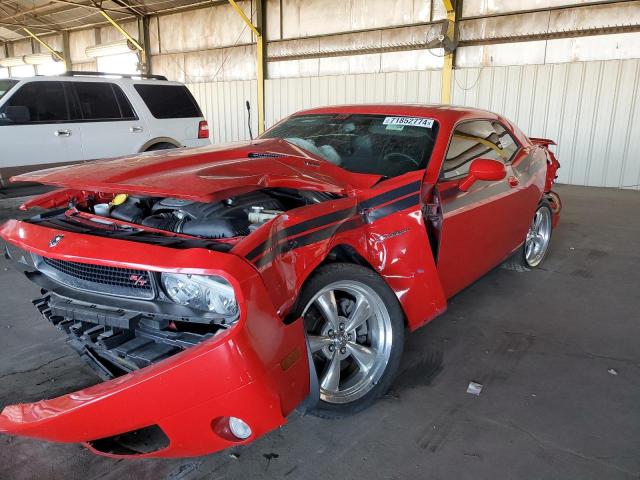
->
12;138;382;201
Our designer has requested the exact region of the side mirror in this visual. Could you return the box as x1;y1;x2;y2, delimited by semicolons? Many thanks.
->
4;106;30;123
458;158;506;191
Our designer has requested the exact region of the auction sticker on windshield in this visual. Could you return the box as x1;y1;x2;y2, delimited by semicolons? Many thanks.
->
383;117;434;128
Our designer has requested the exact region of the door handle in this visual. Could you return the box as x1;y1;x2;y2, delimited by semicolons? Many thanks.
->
54;129;71;137
508;176;519;187
129;126;143;133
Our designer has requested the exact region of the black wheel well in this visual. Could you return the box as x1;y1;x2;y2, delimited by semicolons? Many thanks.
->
322;244;373;269
283;244;374;324
145;141;178;151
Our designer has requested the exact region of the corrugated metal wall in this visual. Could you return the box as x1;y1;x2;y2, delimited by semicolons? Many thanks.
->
188;70;442;142
452;59;640;189
187;80;258;144
265;71;442;126
189;58;640;190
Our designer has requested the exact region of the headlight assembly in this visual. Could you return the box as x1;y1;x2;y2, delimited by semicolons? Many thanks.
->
161;273;238;317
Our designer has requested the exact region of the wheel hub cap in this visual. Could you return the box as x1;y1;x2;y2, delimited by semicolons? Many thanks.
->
303;281;393;404
525;207;551;267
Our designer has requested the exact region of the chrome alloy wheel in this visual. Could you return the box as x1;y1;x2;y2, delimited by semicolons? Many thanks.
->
302;281;394;404
525;207;552;267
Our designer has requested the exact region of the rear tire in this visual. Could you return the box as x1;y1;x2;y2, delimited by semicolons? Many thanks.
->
503;201;553;272
145;142;177;151
295;263;405;419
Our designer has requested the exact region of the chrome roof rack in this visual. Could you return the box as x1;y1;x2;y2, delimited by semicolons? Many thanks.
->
61;71;168;81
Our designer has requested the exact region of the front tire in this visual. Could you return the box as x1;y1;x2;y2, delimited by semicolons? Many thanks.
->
503;201;553;272
296;263;405;418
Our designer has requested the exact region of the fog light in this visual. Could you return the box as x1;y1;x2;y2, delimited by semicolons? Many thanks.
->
228;417;252;440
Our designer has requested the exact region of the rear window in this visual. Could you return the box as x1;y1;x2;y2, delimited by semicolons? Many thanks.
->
0;79;18;101
72;82;137;121
134;84;202;119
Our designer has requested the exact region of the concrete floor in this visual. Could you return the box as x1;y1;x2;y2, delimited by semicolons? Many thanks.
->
0;184;638;480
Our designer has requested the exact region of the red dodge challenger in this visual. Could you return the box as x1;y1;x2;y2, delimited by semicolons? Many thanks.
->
0;105;561;458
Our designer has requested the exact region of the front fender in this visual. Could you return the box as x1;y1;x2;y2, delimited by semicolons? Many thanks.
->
234;173;447;331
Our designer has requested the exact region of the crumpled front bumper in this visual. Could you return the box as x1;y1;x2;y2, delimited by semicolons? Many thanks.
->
0;219;310;458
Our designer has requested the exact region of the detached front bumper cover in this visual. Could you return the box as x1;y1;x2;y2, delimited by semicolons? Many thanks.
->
0;220;310;458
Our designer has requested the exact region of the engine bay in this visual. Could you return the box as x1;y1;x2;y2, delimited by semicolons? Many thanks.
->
77;188;338;240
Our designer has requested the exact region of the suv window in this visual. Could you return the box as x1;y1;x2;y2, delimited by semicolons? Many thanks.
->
134;84;202;119
0;79;18;101
0;81;68;124
72;82;137;121
441;120;519;180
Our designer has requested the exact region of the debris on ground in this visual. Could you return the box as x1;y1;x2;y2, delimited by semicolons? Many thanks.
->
608;368;618;376
467;381;483;396
229;452;240;460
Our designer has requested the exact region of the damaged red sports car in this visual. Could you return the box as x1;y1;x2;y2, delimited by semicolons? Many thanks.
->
0;105;561;458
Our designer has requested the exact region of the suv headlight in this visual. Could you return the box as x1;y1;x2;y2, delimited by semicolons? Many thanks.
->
161;273;238;317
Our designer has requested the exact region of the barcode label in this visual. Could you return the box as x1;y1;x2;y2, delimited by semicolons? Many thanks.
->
382;117;434;128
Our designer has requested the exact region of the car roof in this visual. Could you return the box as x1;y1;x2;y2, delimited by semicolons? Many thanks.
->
292;104;503;124
11;75;185;87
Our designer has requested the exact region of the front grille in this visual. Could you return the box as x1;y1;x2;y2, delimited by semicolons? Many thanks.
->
38;256;155;299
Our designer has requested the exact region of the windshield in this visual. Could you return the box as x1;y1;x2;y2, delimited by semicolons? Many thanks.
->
0;80;18;101
262;113;439;178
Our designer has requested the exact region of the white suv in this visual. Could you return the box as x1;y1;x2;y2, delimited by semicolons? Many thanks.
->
0;72;210;188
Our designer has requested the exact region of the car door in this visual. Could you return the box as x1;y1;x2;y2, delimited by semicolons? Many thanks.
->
69;81;149;160
433;120;527;298
0;80;84;170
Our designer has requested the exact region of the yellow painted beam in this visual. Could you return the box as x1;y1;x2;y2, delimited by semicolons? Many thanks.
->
227;0;260;37
442;52;453;104
99;10;144;52
22;27;65;63
227;0;265;135
440;1;456;104
441;0;454;12
256;35;265;134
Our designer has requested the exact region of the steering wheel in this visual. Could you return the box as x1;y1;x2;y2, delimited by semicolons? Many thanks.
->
383;152;420;167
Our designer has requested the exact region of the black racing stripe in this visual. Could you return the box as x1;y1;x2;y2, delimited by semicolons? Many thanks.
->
364;193;421;222
255;194;420;268
358;180;421;211
246;180;421;262
255;217;364;269
245;207;354;261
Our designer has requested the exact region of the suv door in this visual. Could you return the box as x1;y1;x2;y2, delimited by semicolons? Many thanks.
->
0;81;84;170
69;81;149;160
433;120;528;297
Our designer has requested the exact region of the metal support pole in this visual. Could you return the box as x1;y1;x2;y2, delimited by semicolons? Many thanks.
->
256;0;266;135
228;0;265;134
22;27;65;62
62;30;72;71
138;15;151;74
440;0;455;104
